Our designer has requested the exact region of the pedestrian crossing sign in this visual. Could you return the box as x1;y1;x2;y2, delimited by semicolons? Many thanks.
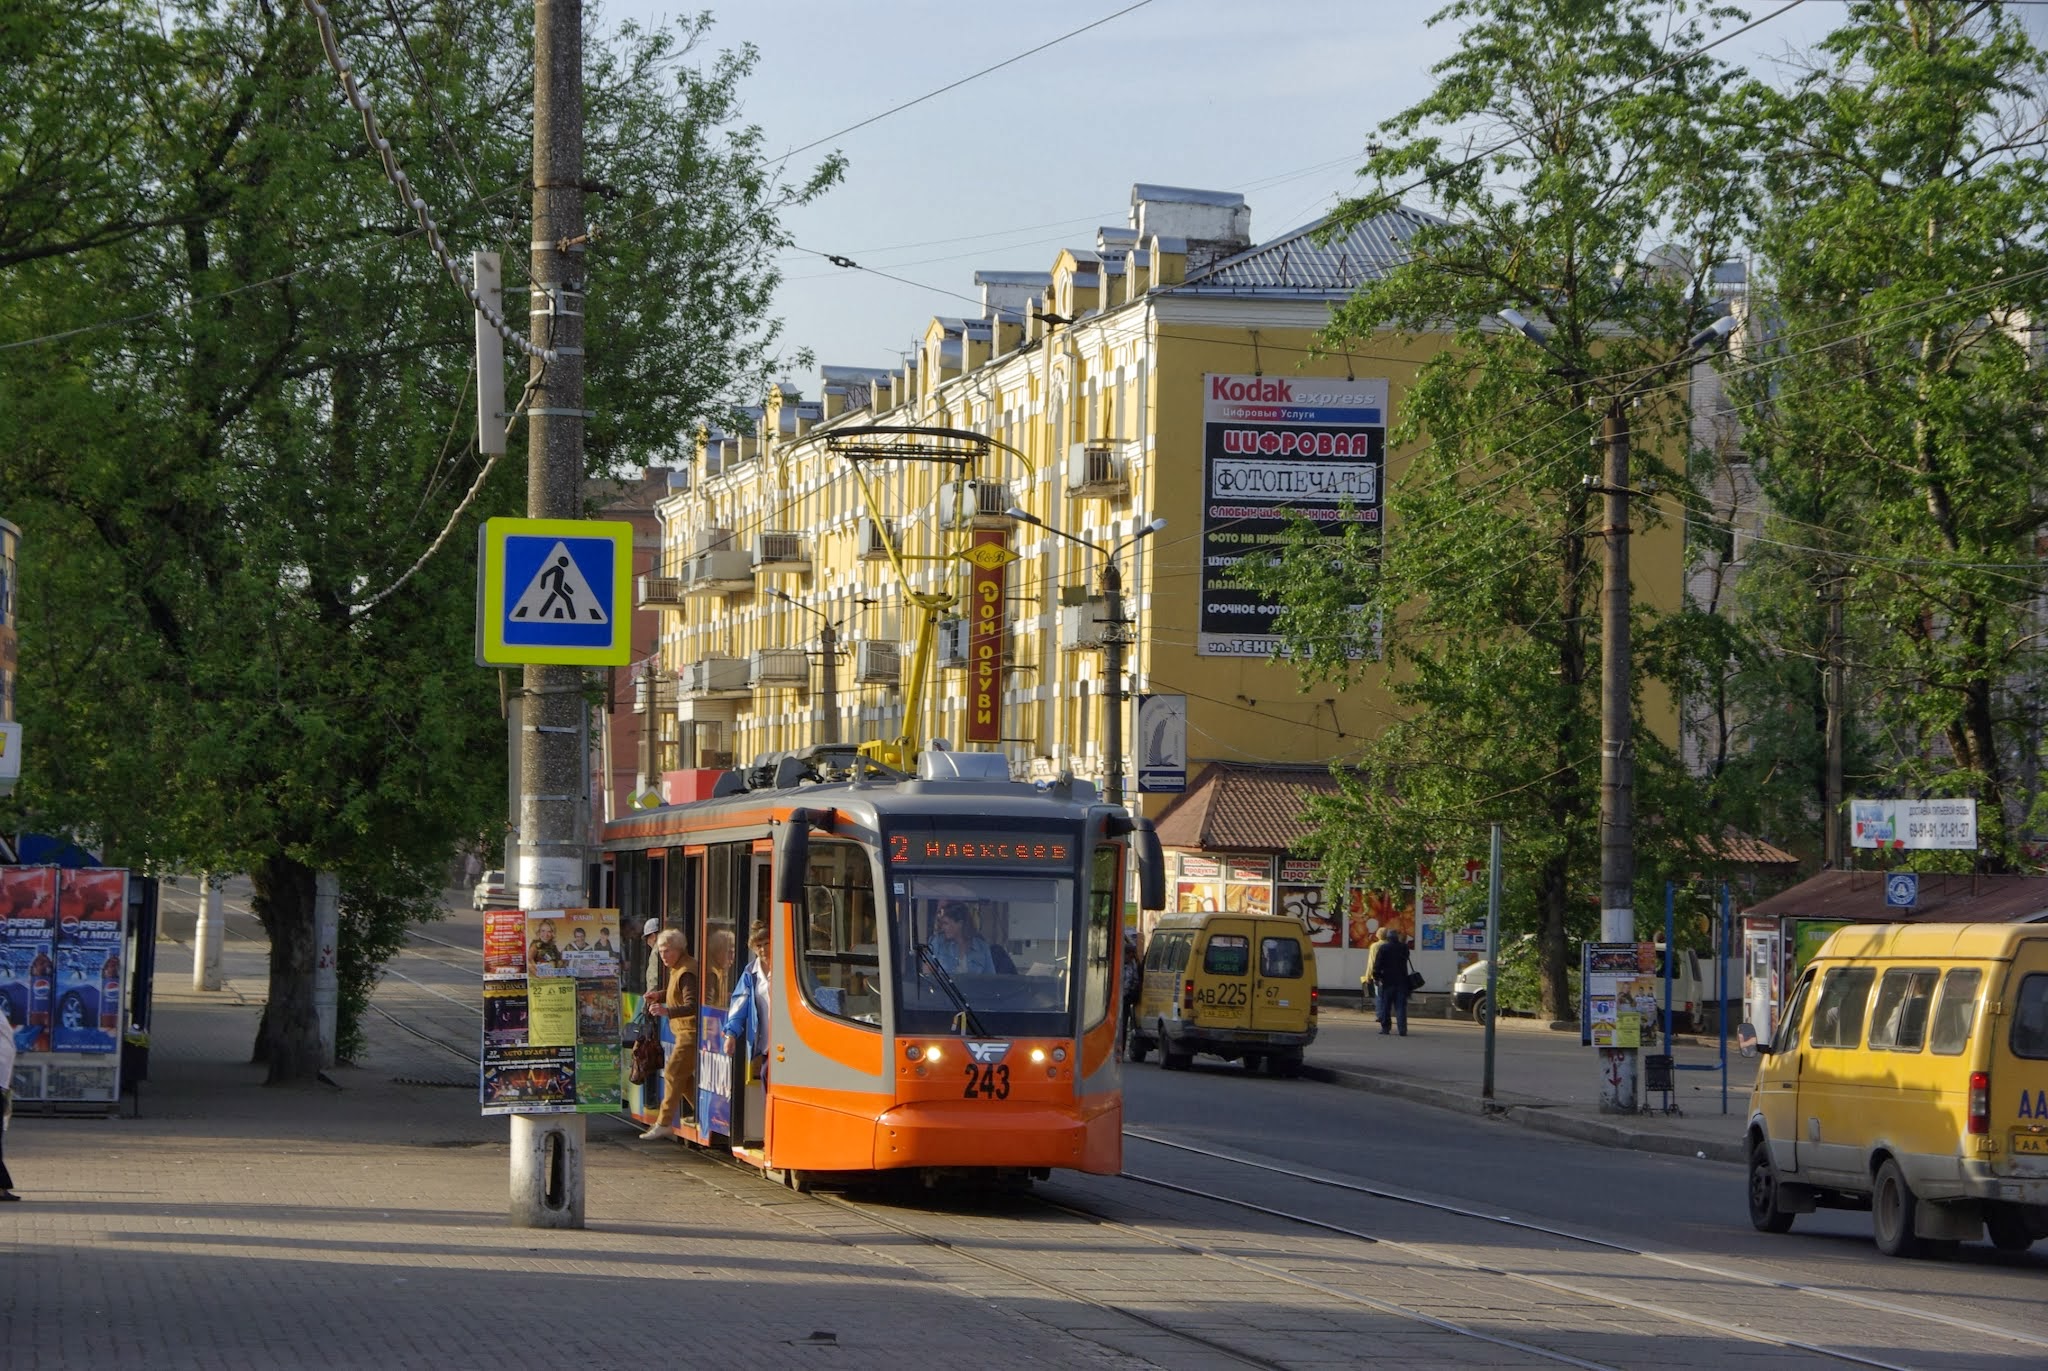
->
477;517;633;666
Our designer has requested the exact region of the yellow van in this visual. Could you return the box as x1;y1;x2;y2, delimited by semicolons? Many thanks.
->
1128;912;1318;1075
1739;922;2048;1257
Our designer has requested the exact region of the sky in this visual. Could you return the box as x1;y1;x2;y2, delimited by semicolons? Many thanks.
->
590;1;1965;385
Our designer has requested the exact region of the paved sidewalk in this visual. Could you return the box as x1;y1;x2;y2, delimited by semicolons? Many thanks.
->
0;934;1139;1371
1304;1005;1755;1163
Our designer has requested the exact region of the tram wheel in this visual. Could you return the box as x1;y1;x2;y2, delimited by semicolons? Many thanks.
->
784;1169;813;1195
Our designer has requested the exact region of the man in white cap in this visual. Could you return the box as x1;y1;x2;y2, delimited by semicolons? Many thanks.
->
642;917;662;995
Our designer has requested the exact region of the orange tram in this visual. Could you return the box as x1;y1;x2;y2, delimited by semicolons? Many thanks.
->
600;746;1165;1186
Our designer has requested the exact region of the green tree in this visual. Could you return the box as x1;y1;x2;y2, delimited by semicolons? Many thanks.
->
1732;1;2048;869
0;1;838;1077
1241;0;1749;1017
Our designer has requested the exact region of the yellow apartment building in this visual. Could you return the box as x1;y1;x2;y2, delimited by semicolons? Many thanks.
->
632;184;1690;988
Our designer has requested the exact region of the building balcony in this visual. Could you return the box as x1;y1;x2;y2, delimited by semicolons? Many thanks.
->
682;550;754;596
749;648;811;688
751;531;810;575
680;656;752;698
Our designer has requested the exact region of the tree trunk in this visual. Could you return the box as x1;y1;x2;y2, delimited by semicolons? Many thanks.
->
247;853;326;1083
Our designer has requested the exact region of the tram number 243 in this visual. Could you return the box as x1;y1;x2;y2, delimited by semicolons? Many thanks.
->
963;1062;1012;1100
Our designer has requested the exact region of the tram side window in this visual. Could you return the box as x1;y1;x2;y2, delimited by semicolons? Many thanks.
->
1084;846;1119;1028
797;839;882;1027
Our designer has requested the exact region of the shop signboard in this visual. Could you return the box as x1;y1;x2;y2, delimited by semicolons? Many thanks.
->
1198;374;1386;657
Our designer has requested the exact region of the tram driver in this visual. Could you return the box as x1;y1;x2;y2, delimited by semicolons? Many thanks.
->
932;902;1015;976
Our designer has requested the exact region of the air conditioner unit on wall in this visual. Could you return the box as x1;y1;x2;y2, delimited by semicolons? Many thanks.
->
854;641;900;685
752;531;808;572
937;479;1015;529
1066;442;1126;496
936;618;969;669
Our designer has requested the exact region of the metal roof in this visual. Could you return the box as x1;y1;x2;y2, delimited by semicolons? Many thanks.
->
1169;204;1442;298
1743;871;2048;925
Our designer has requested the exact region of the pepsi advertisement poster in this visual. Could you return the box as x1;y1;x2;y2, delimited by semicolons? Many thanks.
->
1;865;59;1053
54;868;127;1052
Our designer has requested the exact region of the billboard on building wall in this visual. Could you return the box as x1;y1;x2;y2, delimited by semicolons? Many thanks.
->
1198;374;1387;657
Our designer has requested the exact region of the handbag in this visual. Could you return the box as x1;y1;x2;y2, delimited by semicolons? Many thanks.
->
1407;969;1427;992
628;1033;663;1086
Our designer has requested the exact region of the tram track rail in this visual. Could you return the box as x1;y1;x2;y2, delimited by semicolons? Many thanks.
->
358;928;2045;1370
1113;1128;2048;1369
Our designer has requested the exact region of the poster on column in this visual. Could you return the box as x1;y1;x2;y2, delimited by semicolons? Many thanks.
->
480;908;623;1115
1198;374;1386;657
53;868;126;1053
0;865;59;1053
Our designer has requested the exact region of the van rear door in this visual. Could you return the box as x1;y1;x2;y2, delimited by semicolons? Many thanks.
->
1194;921;1254;1032
1993;939;2048;1178
1251;929;1310;1034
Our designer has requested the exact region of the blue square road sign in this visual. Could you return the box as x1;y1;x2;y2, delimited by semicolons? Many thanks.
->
477;517;633;666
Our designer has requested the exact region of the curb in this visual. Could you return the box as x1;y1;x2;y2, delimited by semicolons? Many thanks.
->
1301;1064;1747;1165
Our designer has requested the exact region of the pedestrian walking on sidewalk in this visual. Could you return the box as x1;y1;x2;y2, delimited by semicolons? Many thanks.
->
0;1000;20;1200
638;929;699;1140
1370;928;1413;1036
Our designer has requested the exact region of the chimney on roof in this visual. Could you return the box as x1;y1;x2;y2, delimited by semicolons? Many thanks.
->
1130;184;1250;275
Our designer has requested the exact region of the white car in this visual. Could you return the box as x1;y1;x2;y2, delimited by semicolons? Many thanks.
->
471;869;515;910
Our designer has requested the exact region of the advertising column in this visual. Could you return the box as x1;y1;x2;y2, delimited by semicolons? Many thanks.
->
1198;375;1387;658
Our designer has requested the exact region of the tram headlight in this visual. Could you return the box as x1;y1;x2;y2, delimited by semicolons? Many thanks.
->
924;1045;942;1064
1029;1048;1046;1064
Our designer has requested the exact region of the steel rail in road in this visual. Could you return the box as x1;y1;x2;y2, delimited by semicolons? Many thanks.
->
1123;1127;2048;1367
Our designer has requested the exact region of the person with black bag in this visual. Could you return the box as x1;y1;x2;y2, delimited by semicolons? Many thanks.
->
1370;927;1415;1037
638;928;699;1140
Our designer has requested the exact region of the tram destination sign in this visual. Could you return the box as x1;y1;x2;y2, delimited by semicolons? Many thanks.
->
889;831;1074;865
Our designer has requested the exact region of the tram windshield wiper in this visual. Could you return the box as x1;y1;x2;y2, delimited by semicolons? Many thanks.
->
913;942;988;1037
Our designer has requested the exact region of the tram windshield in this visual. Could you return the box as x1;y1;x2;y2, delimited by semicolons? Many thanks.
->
894;875;1075;1035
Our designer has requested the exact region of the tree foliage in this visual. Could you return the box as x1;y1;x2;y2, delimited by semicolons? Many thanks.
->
0;1;838;1078
1727;0;2048;869
1242;0;1752;1016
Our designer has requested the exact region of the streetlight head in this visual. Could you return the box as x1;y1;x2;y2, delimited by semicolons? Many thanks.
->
1141;518;1167;537
1005;505;1044;527
1498;307;1548;344
1685;313;1740;354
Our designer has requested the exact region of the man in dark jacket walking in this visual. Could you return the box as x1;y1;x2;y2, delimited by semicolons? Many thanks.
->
1370;928;1413;1036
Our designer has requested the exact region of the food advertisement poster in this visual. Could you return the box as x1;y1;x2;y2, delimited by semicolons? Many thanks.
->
481;908;624;1116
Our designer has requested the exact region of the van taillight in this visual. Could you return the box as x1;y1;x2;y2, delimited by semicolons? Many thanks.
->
1968;1071;1990;1134
1310;986;1319;1015
1182;978;1195;1014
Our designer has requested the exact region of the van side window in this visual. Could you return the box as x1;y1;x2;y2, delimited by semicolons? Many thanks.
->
1260;937;1304;979
1866;968;1939;1051
2013;973;2048;1061
1773;973;1814;1054
1203;934;1250;976
1809;966;1875;1049
1929;968;1982;1056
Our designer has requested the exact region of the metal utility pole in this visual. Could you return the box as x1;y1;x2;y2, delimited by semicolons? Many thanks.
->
510;0;588;1230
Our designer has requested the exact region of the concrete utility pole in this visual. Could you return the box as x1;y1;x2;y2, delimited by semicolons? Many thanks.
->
1822;568;1846;869
1006;509;1163;808
773;589;846;747
1501;308;1736;1115
510;0;589;1230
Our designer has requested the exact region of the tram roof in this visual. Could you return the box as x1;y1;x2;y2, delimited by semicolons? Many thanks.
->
602;762;1110;850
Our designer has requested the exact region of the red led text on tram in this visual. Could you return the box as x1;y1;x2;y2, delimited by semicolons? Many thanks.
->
889;835;1071;864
